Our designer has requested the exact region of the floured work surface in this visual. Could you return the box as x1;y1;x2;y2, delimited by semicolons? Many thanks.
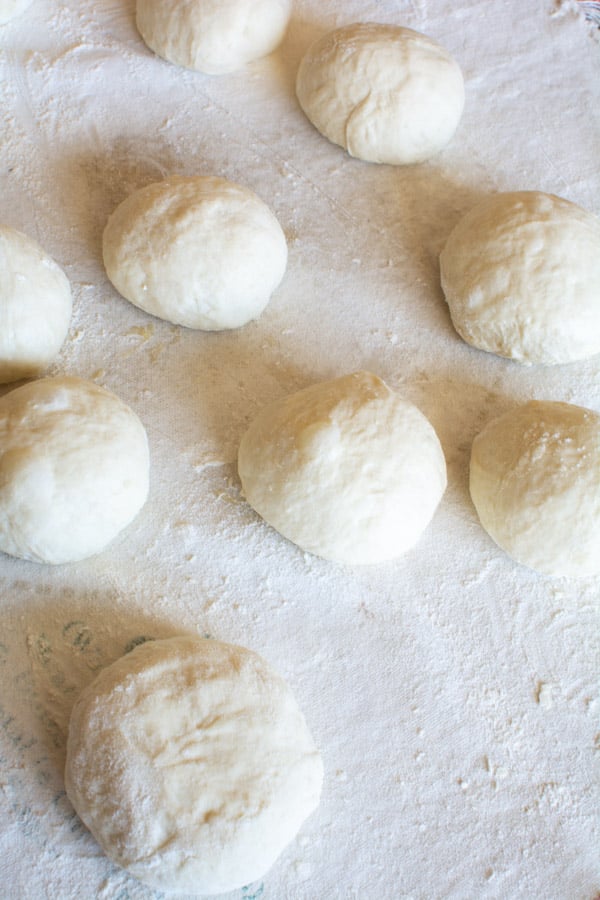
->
0;1;599;897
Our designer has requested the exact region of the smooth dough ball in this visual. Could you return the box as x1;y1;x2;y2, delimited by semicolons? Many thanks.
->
0;0;33;25
440;191;600;365
0;376;149;564
470;400;600;576
136;0;292;74
103;176;288;330
295;22;465;165
238;371;447;564
0;225;72;383
65;636;323;895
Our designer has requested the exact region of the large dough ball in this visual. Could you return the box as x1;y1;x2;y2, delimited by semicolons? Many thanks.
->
238;371;447;564
136;0;292;75
470;400;600;576
295;23;465;165
0;376;149;564
439;191;600;365
103;175;288;330
0;225;72;383
0;0;33;25
65;636;323;895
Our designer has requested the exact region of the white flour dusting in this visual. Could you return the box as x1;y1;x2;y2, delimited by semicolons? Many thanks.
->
0;1;599;898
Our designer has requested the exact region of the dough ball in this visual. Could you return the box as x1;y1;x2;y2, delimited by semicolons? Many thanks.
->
0;225;72;383
470;400;600;576
65;636;323;895
0;376;149;564
103;175;288;330
295;23;465;165
439;191;600;365
136;0;292;74
238;371;447;564
0;0;33;25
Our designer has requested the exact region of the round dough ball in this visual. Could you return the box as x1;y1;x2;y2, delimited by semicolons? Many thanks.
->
440;191;600;365
103;175;288;330
470;400;600;576
295;23;465;165
0;376;149;564
0;0;33;25
65;635;323;895
238;371;447;564
0;225;72;383
136;0;292;75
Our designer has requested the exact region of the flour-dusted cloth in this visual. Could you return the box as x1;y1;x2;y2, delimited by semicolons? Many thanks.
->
0;1;599;898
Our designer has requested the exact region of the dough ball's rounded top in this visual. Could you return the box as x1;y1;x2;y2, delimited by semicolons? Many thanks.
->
102;175;288;331
0;376;149;564
295;22;465;165
470;400;600;576
0;225;72;383
65;635;323;895
238;370;447;564
136;0;292;74
440;190;600;365
0;0;33;25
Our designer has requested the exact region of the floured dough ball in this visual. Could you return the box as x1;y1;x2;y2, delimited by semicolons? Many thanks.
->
103;175;288;330
65;635;323;895
470;400;600;576
136;0;292;74
0;225;72;383
238;371;447;564
0;0;33;24
0;376;149;564
295;23;465;165
440;191;600;365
